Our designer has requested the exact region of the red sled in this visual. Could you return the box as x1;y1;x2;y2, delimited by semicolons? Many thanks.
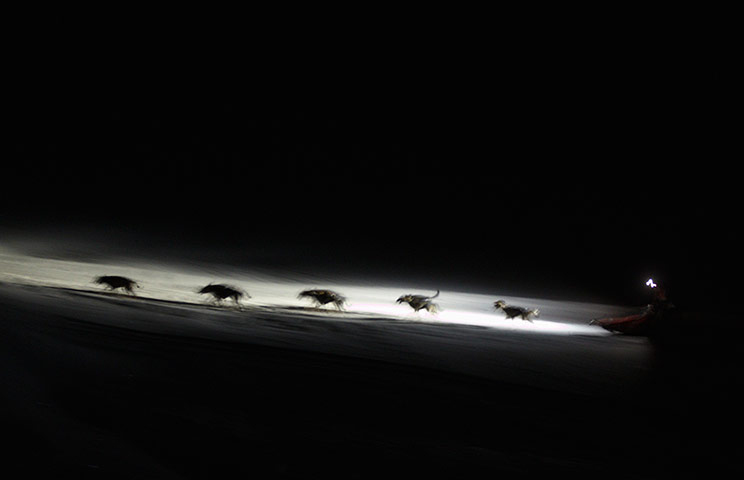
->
590;308;656;335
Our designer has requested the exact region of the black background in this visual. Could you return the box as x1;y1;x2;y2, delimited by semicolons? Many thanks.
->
3;19;735;307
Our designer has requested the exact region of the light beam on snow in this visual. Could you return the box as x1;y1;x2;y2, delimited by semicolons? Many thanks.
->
1;245;611;337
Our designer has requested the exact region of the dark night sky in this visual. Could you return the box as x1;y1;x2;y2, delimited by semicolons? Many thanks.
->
3;24;735;307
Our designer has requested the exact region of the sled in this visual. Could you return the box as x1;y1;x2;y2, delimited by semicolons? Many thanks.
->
590;308;656;335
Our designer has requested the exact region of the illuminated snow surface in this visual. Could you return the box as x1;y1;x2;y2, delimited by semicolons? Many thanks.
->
0;245;616;334
0;245;650;395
